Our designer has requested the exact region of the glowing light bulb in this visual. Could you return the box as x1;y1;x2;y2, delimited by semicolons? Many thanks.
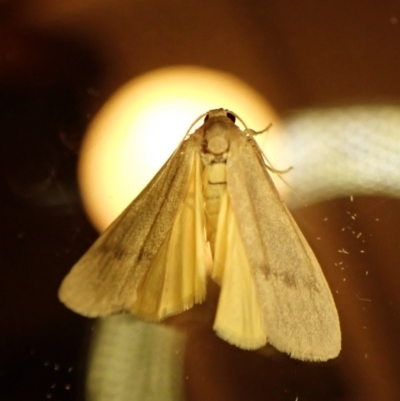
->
79;65;280;231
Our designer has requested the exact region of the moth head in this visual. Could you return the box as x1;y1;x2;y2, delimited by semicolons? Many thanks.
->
197;109;247;155
203;108;236;122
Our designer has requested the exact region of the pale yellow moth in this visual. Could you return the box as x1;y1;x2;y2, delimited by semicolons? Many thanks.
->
59;109;341;361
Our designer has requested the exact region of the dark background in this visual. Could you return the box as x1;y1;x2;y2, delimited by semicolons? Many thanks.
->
1;1;400;400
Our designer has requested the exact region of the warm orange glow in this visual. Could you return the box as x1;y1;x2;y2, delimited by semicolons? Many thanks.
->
79;65;281;231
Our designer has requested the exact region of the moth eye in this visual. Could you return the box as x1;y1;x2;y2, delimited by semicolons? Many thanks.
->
204;114;210;122
226;112;236;123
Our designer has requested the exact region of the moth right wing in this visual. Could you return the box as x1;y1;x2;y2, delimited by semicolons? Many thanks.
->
225;131;341;361
59;133;208;320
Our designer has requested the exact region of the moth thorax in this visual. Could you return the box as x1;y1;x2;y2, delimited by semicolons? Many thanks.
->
206;136;229;154
204;121;230;154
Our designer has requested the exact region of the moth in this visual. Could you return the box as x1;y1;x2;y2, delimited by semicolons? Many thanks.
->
59;109;341;361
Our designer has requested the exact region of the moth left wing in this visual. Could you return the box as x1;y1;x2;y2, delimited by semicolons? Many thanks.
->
225;131;341;361
59;134;208;321
131;151;209;320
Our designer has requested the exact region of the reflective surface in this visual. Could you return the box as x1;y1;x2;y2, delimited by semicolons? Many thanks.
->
1;1;400;400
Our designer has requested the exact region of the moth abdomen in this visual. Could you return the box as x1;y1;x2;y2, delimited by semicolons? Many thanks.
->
202;158;227;254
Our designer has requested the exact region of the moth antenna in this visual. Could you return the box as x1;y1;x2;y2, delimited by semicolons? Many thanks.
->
185;112;209;137
229;111;248;130
165;112;209;160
